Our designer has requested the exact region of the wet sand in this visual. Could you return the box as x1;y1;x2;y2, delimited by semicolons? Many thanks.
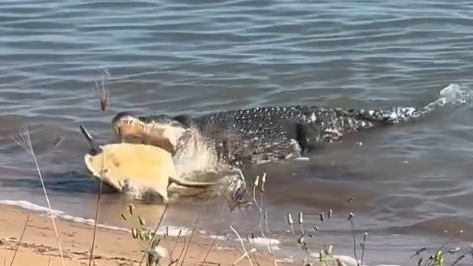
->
0;204;298;266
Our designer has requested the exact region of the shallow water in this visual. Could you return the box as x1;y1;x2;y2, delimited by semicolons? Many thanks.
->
1;0;473;264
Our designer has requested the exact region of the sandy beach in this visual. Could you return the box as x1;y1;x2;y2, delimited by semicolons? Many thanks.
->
0;204;298;266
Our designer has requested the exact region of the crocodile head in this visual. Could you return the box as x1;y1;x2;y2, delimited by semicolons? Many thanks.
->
111;112;191;154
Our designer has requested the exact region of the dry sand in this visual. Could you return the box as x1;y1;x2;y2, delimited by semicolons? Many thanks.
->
0;204;297;266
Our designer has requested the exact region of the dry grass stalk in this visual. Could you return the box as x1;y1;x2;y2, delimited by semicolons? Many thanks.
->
88;157;105;266
230;225;254;266
251;172;278;265
93;69;110;112
10;128;65;266
347;212;359;266
199;236;218;266
178;218;199;266
9;214;30;266
88;74;110;266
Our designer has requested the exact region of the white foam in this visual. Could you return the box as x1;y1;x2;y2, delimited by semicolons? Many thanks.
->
0;199;128;232
0;200;62;215
309;252;400;266
155;226;192;237
248;237;281;250
419;83;473;117
207;232;281;252
209;234;228;241
0;200;190;236
439;83;472;104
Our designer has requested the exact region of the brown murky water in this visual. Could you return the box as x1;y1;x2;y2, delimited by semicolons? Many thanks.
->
1;0;473;264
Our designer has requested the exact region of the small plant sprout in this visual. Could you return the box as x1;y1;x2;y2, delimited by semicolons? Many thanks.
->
298;212;304;224
287;213;295;234
261;172;266;192
121;203;162;265
253;175;260;198
360;232;368;266
433;250;444;266
298;212;305;234
347;212;359;266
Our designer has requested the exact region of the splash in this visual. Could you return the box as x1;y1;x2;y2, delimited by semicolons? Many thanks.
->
418;83;473;117
369;83;473;125
172;128;221;178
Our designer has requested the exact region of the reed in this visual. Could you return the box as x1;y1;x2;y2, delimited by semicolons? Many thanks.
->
88;73;110;266
9;214;29;266
11;128;65;266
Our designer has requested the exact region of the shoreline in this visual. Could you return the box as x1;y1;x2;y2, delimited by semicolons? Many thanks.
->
0;203;297;266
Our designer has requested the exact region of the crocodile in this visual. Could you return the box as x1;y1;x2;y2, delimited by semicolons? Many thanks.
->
110;105;421;167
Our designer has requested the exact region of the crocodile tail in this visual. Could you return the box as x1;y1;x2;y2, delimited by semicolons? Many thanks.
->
168;176;217;188
356;84;473;125
354;106;420;125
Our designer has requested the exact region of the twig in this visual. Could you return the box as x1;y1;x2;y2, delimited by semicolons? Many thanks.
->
93;70;110;112
449;254;466;266
196;194;228;266
347;213;359;266
179;218;199;266
176;231;191;265
11;128;65;266
88;73;110;265
169;229;183;262
402;247;427;266
88;168;104;266
199;236;218;266
229;225;253;266
252;173;277;265
9;214;30;266
360;232;368;266
168;234;181;266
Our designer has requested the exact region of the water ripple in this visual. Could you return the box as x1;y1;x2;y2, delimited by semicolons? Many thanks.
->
1;1;473;262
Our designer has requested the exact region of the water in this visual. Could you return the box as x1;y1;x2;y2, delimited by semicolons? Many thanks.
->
1;0;473;264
